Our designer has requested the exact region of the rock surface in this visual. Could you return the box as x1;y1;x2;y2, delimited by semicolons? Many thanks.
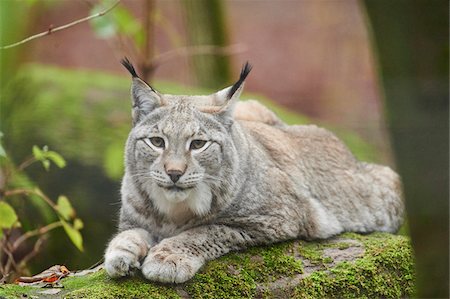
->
0;232;415;299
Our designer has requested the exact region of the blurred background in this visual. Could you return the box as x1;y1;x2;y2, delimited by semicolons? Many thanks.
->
0;0;447;297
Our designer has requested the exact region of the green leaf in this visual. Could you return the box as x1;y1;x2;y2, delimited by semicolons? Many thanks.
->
56;195;75;220
0;202;18;229
46;151;66;168
33;145;54;170
73;218;84;230
113;7;138;34
61;219;83;251
42;159;51;171
112;7;143;46
33;146;66;170
32;145;44;161
90;2;117;39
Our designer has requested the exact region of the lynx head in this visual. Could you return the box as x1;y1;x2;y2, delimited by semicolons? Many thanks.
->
121;58;251;217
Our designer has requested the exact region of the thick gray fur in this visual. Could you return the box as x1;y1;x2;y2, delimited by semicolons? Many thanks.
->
104;61;404;283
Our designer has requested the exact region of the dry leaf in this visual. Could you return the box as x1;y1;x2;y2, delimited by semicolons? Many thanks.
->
15;265;70;286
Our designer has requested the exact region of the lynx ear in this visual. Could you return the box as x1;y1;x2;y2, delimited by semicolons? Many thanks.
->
212;62;252;116
121;58;163;125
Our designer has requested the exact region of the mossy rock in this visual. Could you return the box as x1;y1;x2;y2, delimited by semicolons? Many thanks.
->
0;232;415;299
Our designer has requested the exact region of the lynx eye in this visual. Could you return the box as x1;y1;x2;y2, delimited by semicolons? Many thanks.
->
149;137;165;149
190;140;208;150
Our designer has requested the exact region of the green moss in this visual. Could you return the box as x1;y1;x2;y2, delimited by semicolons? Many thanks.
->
63;271;180;299
296;241;326;265
293;233;415;298
185;242;303;298
0;284;35;298
0;271;180;299
0;233;414;299
185;262;256;299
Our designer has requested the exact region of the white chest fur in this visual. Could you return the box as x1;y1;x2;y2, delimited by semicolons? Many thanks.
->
150;182;212;222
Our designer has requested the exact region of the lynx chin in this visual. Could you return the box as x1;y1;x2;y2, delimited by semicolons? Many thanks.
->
104;58;404;283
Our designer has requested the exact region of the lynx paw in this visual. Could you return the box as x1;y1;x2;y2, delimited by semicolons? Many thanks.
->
104;249;141;278
104;229;151;278
141;244;204;283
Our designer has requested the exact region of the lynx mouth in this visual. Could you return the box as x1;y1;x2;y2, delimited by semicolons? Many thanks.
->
158;184;194;192
158;184;195;203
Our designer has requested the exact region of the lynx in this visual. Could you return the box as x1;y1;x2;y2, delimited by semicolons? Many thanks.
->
104;59;404;283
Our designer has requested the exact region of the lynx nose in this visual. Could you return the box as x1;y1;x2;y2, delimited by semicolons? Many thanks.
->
167;170;183;183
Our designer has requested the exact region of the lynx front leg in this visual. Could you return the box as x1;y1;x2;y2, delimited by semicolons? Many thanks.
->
104;228;153;278
141;225;244;283
141;222;288;283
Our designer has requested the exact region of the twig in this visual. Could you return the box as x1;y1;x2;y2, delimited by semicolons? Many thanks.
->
18;237;46;270
150;44;247;72
4;189;57;210
17;156;36;171
0;0;121;50
0;239;6;276
12;222;62;251
3;243;19;276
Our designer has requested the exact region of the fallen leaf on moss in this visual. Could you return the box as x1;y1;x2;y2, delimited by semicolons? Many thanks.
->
15;265;70;286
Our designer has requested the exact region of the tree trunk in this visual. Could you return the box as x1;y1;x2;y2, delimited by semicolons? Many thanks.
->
363;1;449;297
183;0;231;89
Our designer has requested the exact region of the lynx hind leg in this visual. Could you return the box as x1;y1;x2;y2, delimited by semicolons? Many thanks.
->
362;162;405;233
104;228;152;278
234;100;284;126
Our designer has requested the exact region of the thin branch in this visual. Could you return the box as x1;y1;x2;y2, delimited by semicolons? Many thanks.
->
3;243;19;276
18;237;46;270
150;44;247;73
4;189;56;210
17;156;37;171
12;222;62;251
0;0;121;50
0;239;6;276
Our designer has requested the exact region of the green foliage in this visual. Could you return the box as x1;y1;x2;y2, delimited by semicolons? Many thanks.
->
0;202;19;239
90;4;117;39
73;218;84;230
0;144;83;280
61;219;83;252
56;195;75;221
32;145;66;171
90;1;143;47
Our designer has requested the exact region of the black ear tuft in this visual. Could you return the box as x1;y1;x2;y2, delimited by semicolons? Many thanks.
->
121;57;156;92
227;62;252;99
121;57;139;78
